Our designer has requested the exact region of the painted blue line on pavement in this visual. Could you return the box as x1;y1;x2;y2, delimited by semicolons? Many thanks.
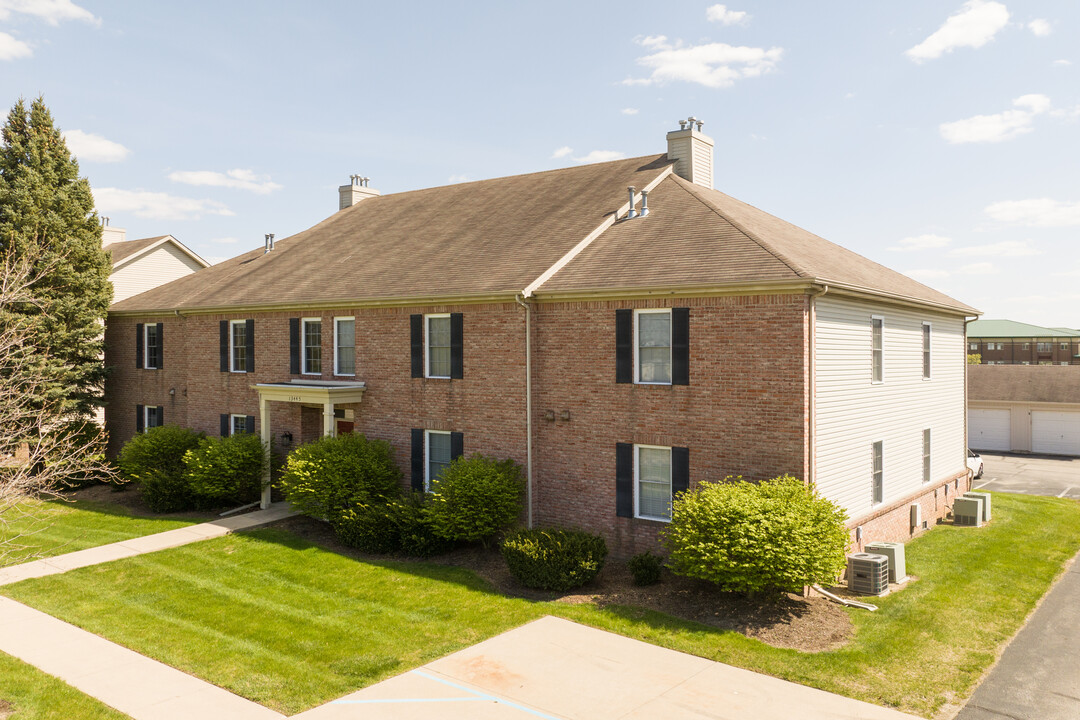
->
411;669;564;720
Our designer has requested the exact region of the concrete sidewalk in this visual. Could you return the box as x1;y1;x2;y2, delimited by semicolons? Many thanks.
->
0;502;296;586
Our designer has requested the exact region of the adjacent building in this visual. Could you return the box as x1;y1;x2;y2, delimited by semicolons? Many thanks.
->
104;120;979;555
103;223;210;303
968;365;1080;456
967;319;1080;366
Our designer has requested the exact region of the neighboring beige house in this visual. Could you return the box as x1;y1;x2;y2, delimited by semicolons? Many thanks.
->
968;365;1080;456
102;224;210;303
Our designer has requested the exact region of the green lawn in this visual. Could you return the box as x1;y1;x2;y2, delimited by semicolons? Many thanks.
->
3;493;1078;718
0;650;129;720
0;497;202;569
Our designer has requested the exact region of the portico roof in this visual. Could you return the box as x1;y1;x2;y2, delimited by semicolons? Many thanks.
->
252;380;367;405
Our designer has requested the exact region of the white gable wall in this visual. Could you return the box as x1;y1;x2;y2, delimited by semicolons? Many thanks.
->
111;243;205;303
814;295;966;522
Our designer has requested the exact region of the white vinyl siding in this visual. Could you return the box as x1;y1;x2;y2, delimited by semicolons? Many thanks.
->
110;244;205;303
814;297;966;520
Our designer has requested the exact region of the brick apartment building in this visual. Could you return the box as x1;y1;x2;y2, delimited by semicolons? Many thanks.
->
968;319;1080;365
105;119;978;556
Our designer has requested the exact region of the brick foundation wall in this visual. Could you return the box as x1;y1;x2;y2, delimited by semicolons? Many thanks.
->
846;469;972;551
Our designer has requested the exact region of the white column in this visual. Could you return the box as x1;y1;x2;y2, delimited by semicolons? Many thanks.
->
323;400;336;438
259;394;271;509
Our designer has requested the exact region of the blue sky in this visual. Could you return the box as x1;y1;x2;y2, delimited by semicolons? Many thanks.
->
2;1;1077;326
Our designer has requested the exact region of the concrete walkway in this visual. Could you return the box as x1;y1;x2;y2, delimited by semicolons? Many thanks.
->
0;502;296;586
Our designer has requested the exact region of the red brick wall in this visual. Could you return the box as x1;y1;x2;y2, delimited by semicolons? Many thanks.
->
847;469;972;552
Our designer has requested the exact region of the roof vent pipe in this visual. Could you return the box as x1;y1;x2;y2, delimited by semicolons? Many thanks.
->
639;189;650;217
626;186;637;220
264;233;275;253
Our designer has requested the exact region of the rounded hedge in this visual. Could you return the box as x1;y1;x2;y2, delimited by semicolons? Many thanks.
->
332;493;452;558
117;425;205;513
661;475;849;596
184;432;266;504
501;528;608;591
425;454;524;544
628;551;663;586
277;433;401;519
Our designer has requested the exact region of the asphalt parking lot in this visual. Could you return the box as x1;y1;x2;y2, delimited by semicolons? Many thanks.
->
971;452;1080;499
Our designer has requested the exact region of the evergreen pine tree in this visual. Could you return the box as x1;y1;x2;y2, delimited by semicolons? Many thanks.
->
0;97;113;424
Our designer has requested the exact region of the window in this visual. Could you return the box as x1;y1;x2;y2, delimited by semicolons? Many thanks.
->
636;310;672;384
334;317;355;375
144;324;160;369
426;314;451;378
302;318;322;374
230;320;247;372
993;342;1003;351
872;441;883;504
871;316;884;383
922;429;931;483
922;322;931;379
231;414;248;436
1037;342;1052;352
1022;343;1030;350
425;430;451;490
145;405;163;430
1062;343;1070;351
635;445;672;520
969;342;978;351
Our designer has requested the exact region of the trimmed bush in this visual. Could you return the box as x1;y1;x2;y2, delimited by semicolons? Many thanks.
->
277;433;401;519
117;425;204;512
424;454;524;544
501;528;607;591
184;432;266;505
332;493;452;558
662;475;849;596
628;551;663;586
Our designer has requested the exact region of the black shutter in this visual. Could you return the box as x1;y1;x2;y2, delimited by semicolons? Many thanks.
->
157;406;164;427
410;314;423;378
219;321;228;372
136;323;144;369
136;405;144;433
156;323;164;370
451;431;464;461
220;414;230;437
672;446;689;497
245;319;255;373
672;308;689;386
411;429;424;490
245;415;255;434
615;442;633;517
615;309;632;383
450;312;464;379
289;318;301;374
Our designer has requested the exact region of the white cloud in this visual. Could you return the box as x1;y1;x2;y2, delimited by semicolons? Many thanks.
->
624;35;782;88
0;0;98;25
621;108;639;115
706;4;748;25
985;198;1080;227
959;262;997;275
949;239;1040;257
939;94;1051;143
888;234;952;251
62;129;130;163
905;0;1009;63
211;237;239;245
447;174;468;183
573;150;625;164
1028;19;1051;36
904;268;951;281
1053;59;1072;66
168;168;281;194
0;30;31;59
551;146;573;159
93;188;234;221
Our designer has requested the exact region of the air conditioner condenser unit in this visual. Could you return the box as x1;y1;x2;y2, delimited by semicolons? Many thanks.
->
953;498;982;527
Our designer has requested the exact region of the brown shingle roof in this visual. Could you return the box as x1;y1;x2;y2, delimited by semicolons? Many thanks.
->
107;236;169;265
968;365;1080;404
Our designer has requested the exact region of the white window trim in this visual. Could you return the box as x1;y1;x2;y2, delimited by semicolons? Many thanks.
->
424;429;451;491
922;428;931;484
143;405;162;429
334;316;356;377
229;319;246;373
633;443;673;522
922;321;932;381
229;413;247;437
872;440;884;506
143;324;158;370
871;315;884;384
969;342;978;351
301;317;322;376
424;313;451;379
633;308;673;386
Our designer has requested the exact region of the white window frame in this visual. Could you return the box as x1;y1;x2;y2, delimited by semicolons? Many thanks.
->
1062;343;1069;351
633;444;673;522
143;324;159;370
1037;342;1052;353
229;319;247;373
424;429;452;491
143;405;163;430
922;322;932;380
334;316;356;377
425;313;451;379
872;440;884;505
969;342;978;352
922;428;931;483
634;308;673;385
230;413;248;437
301;317;322;375
871;315;884;384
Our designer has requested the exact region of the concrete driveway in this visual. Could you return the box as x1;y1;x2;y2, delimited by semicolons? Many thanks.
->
972;453;1080;499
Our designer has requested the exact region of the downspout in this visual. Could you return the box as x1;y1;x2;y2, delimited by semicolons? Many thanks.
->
515;293;534;528
808;285;829;489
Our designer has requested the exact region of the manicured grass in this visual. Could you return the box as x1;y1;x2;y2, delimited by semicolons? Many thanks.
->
0;497;201;568
4;493;1078;718
0;650;129;719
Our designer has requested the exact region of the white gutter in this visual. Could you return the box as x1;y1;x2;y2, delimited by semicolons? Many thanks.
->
515;293;534;528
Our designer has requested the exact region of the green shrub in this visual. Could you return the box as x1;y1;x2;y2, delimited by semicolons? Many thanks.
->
662;475;849;596
628;551;663;586
277;433;401;518
425;454;524;544
332;493;452;558
501;528;608;591
117;425;204;512
184;433;266;505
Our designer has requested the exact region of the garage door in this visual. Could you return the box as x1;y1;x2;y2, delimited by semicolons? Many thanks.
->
1032;411;1080;456
969;409;1011;451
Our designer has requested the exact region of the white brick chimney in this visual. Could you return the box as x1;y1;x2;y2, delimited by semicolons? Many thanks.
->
100;218;126;246
338;175;380;210
666;117;714;189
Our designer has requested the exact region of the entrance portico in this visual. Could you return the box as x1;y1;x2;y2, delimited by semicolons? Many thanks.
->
251;380;367;508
